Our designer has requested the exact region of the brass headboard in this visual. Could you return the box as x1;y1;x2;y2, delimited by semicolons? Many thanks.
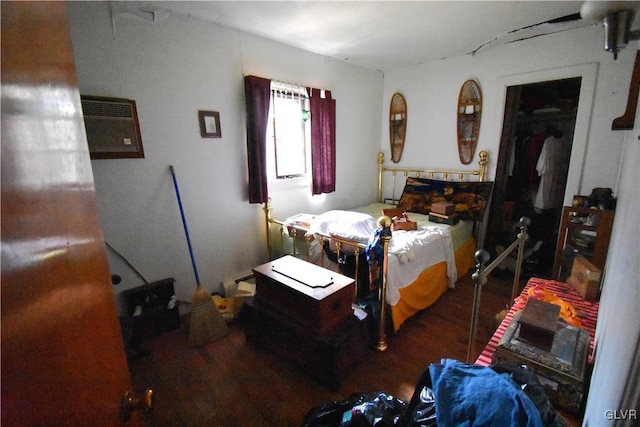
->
377;150;489;204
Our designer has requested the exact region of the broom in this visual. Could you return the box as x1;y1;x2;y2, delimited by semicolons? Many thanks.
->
170;165;228;347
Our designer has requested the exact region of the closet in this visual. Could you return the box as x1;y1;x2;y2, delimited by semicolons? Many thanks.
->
487;78;582;278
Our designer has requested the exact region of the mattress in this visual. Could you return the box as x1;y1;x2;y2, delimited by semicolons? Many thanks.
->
352;203;474;251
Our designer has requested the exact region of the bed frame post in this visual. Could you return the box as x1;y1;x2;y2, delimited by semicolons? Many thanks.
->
263;198;273;259
466;217;530;363
510;217;530;303
467;249;490;363
353;247;360;304
377;152;384;203
478;150;488;181
376;217;392;352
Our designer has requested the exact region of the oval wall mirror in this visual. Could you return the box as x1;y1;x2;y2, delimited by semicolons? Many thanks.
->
389;92;407;163
457;79;482;164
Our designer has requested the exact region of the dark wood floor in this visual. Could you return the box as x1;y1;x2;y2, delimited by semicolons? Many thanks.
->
129;272;577;426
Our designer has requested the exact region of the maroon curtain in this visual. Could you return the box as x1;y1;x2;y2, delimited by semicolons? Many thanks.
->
309;88;336;195
244;75;271;204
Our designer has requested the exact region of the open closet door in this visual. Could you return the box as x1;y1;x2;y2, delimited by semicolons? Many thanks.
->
487;85;521;255
486;78;581;279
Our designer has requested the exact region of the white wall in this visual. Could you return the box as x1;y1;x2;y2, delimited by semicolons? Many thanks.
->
66;2;383;312
381;24;633;197
583;105;640;426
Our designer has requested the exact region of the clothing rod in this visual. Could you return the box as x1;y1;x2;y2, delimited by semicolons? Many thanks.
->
516;112;576;125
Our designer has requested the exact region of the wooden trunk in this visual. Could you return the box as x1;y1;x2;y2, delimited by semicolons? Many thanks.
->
243;300;367;390
253;256;354;337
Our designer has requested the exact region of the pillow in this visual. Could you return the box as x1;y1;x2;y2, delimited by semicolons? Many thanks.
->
306;210;377;244
396;177;493;221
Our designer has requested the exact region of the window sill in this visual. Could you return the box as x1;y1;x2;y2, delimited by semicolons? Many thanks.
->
268;176;309;191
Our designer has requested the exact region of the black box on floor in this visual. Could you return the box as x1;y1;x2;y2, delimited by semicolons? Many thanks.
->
122;277;180;339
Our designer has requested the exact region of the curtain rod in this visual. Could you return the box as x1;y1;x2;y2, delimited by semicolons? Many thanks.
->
271;80;308;97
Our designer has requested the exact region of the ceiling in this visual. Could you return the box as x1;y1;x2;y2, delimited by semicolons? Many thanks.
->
124;1;611;71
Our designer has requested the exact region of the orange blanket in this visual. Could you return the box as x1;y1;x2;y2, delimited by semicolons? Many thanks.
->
391;237;476;331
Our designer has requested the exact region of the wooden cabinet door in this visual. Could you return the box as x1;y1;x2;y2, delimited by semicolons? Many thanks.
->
1;2;140;425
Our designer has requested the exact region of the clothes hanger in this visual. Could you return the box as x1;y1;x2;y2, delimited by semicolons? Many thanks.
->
545;124;563;138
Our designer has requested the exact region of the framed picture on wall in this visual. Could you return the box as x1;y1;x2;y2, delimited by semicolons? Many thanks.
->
198;110;221;138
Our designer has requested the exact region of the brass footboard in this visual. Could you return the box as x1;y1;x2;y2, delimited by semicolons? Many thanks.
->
466;217;530;363
264;199;393;351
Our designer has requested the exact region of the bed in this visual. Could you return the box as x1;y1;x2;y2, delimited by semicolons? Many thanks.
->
265;151;492;350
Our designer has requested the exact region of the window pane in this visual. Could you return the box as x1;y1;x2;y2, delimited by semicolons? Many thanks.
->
273;95;306;178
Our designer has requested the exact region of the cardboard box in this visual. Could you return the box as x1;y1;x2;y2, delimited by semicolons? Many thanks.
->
567;257;601;301
518;298;560;351
382;208;405;220
216;280;256;321
431;201;455;215
212;295;235;321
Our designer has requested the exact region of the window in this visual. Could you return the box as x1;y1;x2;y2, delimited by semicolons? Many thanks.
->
266;82;310;180
244;74;335;202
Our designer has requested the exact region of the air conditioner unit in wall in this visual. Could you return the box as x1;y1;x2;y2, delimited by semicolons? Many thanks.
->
80;95;145;159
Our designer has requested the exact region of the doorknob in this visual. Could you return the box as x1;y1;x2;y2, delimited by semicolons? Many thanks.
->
121;389;153;422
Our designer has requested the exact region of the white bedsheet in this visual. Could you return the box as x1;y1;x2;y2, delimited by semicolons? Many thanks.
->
386;227;456;305
353;203;472;250
302;209;457;306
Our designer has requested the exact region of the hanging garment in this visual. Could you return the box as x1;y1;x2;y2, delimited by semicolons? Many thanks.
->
525;131;549;191
534;135;571;210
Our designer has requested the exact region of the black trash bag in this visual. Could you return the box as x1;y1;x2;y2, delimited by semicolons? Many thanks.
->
301;391;406;427
409;387;437;426
490;361;563;427
396;366;437;427
588;187;616;210
302;366;437;427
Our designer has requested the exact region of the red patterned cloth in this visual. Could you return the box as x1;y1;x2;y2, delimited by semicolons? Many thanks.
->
475;277;599;367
